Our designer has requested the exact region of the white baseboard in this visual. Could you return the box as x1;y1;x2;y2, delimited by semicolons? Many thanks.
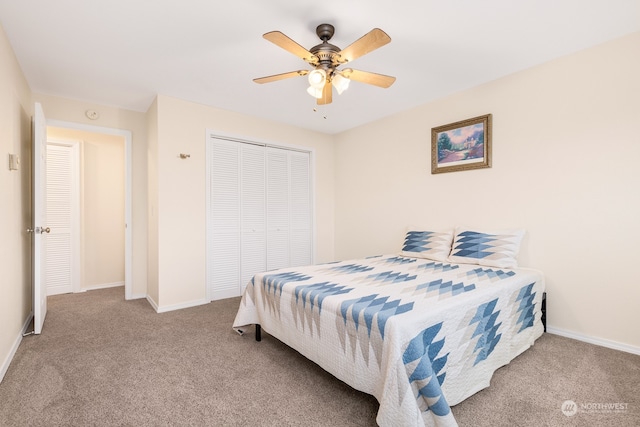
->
127;293;147;300
546;326;640;356
147;297;209;314
0;312;33;384
146;295;159;312
47;286;73;296
82;281;124;291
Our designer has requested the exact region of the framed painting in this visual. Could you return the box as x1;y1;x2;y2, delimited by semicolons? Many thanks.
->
431;114;492;174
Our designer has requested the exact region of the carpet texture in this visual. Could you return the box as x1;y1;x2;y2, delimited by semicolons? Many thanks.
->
0;287;638;426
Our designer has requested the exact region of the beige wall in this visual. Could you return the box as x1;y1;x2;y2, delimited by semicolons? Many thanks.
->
34;94;148;298
80;133;125;288
148;95;335;310
47;127;125;290
0;25;33;380
334;32;640;350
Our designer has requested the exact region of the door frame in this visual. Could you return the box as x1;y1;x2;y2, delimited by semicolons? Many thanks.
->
47;119;133;300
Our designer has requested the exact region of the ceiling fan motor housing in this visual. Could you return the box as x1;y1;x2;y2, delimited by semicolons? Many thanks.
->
310;24;342;79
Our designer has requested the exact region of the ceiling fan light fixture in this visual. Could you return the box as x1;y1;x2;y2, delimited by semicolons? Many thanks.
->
308;69;326;88
332;73;350;95
307;85;323;99
254;24;395;105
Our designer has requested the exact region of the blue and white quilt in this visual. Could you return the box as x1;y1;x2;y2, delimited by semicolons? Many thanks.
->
233;255;545;427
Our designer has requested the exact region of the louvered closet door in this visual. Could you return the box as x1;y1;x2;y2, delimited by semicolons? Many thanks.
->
45;144;73;295
239;144;266;291
266;148;312;270
208;137;312;300
209;139;268;298
289;150;312;267
208;139;241;300
266;148;290;271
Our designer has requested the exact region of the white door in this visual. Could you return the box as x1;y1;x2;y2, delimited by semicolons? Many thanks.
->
266;148;290;271
289;151;312;267
208;139;269;299
265;148;312;270
45;143;80;296
239;143;266;292
206;136;313;301
208;139;241;300
33;102;48;334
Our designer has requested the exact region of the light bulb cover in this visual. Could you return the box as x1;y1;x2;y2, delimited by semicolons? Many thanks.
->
307;86;323;99
332;74;350;95
308;69;326;89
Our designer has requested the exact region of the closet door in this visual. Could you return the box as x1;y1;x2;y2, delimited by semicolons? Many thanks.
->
265;148;290;271
45;144;75;296
266;148;312;270
239;144;266;291
289;150;312;267
208;139;241;300
207;137;312;300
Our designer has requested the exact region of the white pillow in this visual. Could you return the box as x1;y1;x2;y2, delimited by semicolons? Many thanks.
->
400;227;454;262
448;227;525;268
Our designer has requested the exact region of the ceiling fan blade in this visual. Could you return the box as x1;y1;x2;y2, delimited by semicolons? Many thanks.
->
253;70;309;84
263;31;318;64
337;28;391;64
341;69;396;88
317;81;332;105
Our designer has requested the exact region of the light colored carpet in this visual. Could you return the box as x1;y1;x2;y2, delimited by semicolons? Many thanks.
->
1;287;638;426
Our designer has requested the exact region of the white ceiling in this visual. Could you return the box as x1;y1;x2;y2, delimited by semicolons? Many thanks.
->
1;0;638;134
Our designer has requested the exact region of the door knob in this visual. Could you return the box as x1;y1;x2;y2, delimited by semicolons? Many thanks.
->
43;227;51;233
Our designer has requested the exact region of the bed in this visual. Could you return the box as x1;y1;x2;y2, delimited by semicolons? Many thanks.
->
233;227;545;427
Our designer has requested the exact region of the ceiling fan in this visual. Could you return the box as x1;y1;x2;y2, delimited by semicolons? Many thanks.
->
254;23;396;105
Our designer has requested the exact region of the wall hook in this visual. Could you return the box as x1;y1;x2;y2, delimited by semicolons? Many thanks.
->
179;153;191;159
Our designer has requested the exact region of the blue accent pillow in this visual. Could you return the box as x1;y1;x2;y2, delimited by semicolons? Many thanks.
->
448;227;525;268
400;227;454;262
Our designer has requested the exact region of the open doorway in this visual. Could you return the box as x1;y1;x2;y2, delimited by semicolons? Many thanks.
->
45;120;133;299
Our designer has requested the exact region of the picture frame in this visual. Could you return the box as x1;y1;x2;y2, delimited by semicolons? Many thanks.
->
431;114;492;174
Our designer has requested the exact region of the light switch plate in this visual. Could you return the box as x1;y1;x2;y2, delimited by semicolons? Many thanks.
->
9;153;20;171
